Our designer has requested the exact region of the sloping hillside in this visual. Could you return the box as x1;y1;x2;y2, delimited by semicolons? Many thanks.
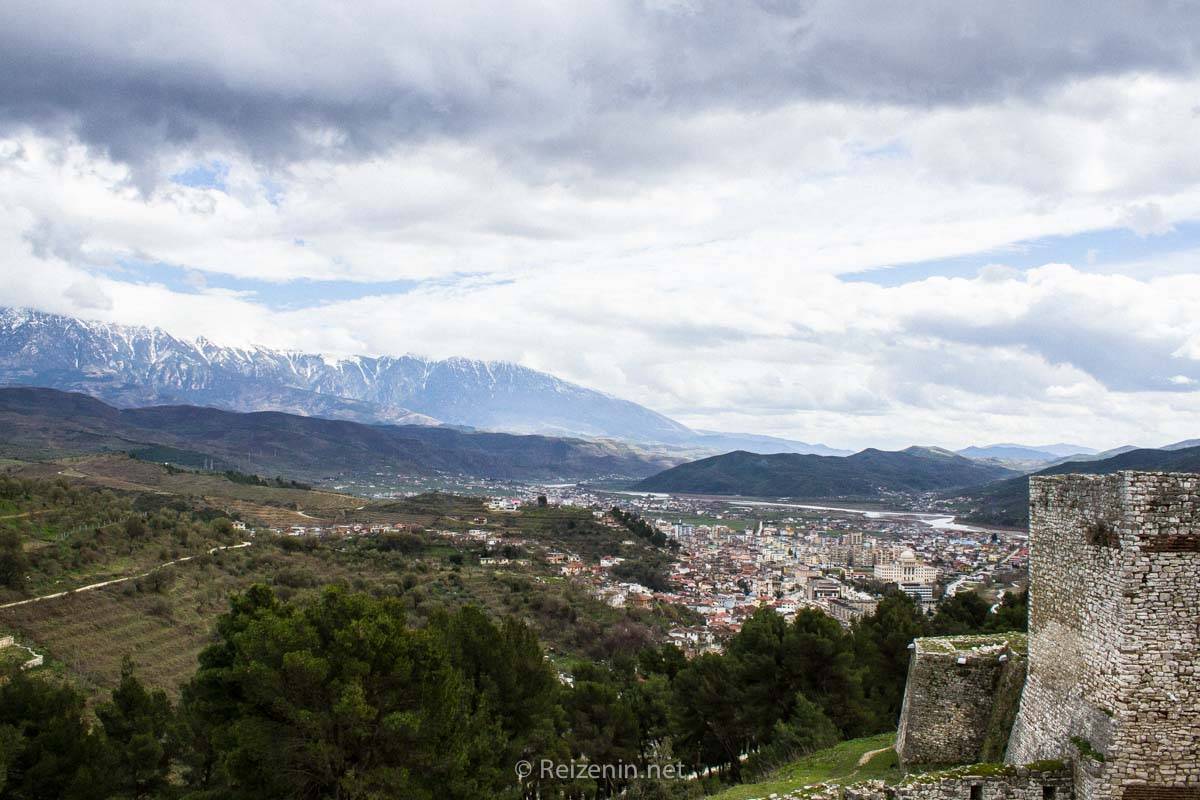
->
950;445;1200;527
0;387;675;482
635;447;1016;499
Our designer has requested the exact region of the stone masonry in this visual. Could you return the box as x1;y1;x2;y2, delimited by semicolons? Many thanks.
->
852;765;1074;800
763;764;1074;800
1006;472;1200;800
896;633;1028;765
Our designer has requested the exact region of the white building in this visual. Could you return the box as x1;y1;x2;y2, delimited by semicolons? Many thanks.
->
873;548;938;585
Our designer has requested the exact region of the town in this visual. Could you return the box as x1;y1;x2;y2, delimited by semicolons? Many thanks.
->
269;479;1028;655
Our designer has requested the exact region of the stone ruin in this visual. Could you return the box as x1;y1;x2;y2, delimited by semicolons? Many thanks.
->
896;633;1028;765
0;633;43;670
890;471;1200;800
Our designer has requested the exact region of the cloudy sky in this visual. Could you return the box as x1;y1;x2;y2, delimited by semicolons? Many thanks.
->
3;1;1200;450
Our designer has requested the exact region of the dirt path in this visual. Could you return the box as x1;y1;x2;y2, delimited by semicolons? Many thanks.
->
0;541;252;611
856;746;893;767
0;509;50;521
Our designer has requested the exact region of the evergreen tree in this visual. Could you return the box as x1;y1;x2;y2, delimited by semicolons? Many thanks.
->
782;609;871;737
670;653;749;780
725;607;791;744
985;588;1028;632
0;671;104;799
95;657;176;800
929;591;991;634
434;606;565;779
179;585;504;800
852;590;929;730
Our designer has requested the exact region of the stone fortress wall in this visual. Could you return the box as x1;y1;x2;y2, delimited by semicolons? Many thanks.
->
758;471;1199;800
771;763;1074;800
845;764;1075;800
1006;472;1200;800
896;633;1028;765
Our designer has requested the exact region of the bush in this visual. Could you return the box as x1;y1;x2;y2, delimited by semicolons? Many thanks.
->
272;566;319;588
0;527;29;589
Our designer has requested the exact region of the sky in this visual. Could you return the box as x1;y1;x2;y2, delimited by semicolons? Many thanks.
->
2;1;1200;451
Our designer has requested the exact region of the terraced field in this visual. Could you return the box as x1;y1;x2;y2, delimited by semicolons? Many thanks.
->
0;546;259;694
0;455;688;700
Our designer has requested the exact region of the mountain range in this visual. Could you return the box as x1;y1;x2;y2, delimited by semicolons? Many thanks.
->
0;387;675;482
954;443;1097;466
634;446;1017;499
0;307;843;456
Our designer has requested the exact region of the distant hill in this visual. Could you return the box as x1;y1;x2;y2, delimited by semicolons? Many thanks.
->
1035;444;1140;470
633;446;1017;499
686;430;850;457
950;445;1200;528
0;307;839;455
957;443;1095;461
0;387;676;482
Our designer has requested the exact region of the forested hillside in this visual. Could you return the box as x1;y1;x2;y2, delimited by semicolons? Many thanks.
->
949;445;1200;527
636;447;1015;499
0;387;673;482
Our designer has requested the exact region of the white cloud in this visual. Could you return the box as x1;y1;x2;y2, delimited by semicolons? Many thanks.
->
1120;201;1174;237
1;13;1200;451
63;276;112;310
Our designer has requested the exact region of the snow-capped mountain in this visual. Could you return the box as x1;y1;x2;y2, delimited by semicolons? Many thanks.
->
0;307;693;442
0;307;846;454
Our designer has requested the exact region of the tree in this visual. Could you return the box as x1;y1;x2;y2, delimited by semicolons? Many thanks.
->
434;606;565;775
743;694;839;778
96;657;176;799
670;653;748;780
726;607;791;744
563;671;643;796
852;590;928;730
782;609;871;738
179;585;504;800
986;588;1028;632
0;723;19;795
0;527;27;590
930;591;991;635
123;517;147;540
0;671;105;799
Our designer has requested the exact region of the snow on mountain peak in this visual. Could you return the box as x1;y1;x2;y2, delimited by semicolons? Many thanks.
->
0;306;694;443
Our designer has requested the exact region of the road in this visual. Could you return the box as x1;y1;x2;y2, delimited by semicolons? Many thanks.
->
0;541;253;611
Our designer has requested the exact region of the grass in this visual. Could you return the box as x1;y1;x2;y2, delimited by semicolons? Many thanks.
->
707;734;905;800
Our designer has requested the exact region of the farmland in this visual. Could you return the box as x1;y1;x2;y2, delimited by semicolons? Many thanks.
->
0;454;689;697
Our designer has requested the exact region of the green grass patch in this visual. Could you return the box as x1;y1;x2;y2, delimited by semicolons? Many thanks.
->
1070;736;1106;763
707;734;905;800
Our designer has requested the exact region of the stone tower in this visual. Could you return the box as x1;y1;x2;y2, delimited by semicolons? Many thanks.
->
1006;472;1200;800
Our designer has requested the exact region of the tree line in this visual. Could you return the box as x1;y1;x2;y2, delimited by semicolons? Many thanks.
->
0;583;1025;799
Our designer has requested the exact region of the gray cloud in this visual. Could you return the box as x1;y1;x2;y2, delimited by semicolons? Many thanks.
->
3;1;1200;177
908;310;1200;394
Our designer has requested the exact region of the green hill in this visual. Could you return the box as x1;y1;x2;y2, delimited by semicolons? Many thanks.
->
950;445;1200;528
0;387;673;482
635;447;1016;499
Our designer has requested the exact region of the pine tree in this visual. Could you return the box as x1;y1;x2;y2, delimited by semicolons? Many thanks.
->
96;657;176;800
